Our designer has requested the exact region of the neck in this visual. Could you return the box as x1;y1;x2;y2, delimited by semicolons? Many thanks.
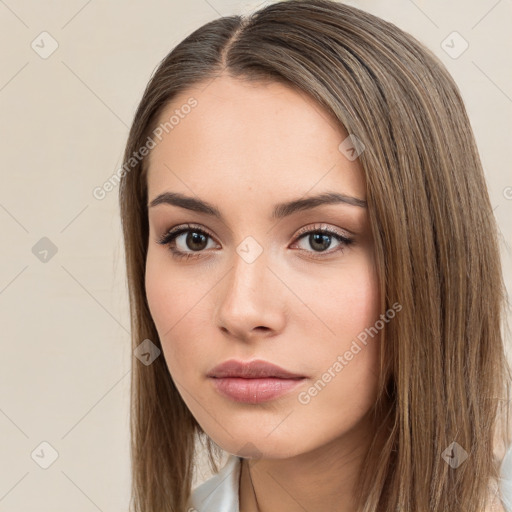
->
239;421;374;512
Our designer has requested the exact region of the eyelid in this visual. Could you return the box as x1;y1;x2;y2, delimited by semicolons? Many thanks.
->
158;222;351;243
293;222;353;240
157;222;218;245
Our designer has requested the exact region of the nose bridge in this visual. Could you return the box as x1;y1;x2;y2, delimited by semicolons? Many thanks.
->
215;236;285;337
225;239;270;308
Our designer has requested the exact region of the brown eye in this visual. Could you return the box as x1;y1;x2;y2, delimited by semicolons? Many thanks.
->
184;231;209;251
157;224;218;260
291;225;354;258
307;232;334;252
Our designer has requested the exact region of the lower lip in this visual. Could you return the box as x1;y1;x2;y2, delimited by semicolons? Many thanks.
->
209;377;306;404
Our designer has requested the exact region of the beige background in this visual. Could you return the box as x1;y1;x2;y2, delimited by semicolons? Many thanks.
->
0;0;511;510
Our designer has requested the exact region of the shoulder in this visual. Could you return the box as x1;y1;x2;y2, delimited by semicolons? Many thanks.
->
188;454;242;512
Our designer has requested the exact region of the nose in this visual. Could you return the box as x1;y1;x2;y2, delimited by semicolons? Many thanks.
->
215;248;287;342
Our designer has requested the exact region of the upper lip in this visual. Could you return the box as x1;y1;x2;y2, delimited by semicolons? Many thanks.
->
207;359;305;379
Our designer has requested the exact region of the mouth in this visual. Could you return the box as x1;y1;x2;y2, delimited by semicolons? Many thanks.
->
207;359;307;404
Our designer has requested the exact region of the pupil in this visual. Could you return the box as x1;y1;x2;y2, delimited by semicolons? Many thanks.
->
310;233;331;251
187;232;207;251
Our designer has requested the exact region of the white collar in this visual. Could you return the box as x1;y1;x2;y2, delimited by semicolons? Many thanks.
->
188;455;242;512
188;450;512;512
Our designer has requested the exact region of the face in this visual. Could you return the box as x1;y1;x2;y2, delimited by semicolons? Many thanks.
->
145;74;382;459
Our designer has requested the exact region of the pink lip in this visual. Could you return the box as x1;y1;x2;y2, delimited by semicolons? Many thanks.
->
207;359;305;379
207;359;307;404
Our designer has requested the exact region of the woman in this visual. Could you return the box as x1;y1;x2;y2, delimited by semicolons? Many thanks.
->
118;1;512;510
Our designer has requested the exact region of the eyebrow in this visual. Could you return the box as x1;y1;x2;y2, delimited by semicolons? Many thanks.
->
147;191;367;220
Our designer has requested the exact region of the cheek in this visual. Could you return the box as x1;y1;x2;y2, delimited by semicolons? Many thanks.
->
299;253;381;401
300;252;380;342
145;250;197;331
145;254;173;336
144;253;211;374
334;268;380;334
145;254;184;364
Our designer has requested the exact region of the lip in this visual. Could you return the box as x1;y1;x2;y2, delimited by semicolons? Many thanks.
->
207;359;305;379
207;359;307;404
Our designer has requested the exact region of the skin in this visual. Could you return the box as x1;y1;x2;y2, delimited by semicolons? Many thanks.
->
145;74;382;512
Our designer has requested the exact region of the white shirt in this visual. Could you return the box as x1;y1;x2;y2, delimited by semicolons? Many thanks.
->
188;454;241;512
188;450;512;512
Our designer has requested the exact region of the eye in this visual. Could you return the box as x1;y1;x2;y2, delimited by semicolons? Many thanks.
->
290;223;354;259
157;223;218;261
156;222;354;261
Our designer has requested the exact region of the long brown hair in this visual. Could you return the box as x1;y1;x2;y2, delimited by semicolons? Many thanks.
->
118;1;512;510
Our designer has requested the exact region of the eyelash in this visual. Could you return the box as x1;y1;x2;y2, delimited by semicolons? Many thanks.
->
156;223;354;261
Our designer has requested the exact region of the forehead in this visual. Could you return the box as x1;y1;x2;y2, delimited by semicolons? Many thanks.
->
146;74;366;203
